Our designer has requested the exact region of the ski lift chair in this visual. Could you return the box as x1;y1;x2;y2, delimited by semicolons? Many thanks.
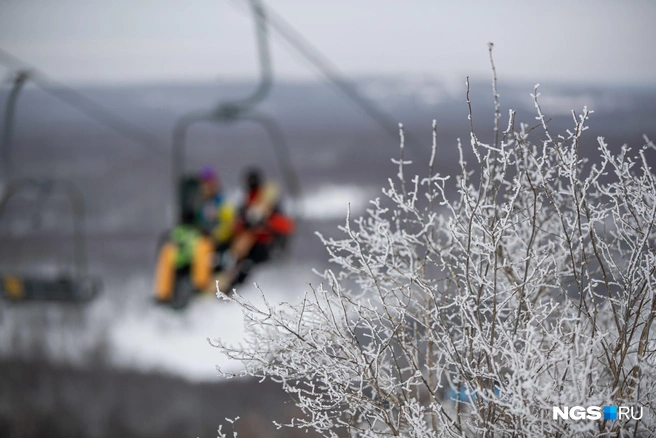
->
0;178;101;303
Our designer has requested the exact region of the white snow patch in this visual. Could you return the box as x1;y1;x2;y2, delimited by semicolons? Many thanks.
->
0;261;323;381
360;75;464;106
300;185;373;221
107;261;321;381
525;93;630;116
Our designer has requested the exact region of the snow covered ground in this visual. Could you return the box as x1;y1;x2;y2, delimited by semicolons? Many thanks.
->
108;262;322;381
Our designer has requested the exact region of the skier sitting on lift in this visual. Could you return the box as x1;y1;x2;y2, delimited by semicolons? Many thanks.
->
236;167;294;262
215;167;295;292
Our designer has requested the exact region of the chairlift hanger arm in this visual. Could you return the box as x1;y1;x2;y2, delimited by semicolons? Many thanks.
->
230;0;272;111
202;0;272;112
187;0;271;119
1;71;29;182
170;0;278;223
243;1;428;160
0;48;165;160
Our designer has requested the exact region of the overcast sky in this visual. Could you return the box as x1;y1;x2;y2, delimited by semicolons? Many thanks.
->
0;0;655;86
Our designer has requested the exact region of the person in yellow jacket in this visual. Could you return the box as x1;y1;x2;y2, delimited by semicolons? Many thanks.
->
197;166;235;247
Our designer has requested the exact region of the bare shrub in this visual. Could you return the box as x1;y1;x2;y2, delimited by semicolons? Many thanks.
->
214;50;656;437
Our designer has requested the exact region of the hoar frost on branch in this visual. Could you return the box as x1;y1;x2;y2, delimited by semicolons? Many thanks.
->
212;51;656;437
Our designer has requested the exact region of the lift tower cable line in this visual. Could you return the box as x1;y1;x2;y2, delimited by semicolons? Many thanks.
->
0;48;165;161
237;0;427;160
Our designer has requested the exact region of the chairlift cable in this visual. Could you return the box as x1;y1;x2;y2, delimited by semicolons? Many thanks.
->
0;48;166;160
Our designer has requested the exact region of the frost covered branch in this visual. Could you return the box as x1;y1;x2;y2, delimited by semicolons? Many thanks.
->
213;61;656;437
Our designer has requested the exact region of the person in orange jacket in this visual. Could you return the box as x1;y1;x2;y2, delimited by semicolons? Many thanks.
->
231;167;294;263
214;167;295;293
